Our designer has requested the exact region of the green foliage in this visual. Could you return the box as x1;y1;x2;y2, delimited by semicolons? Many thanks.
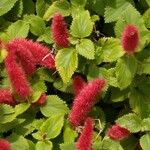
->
56;48;78;83
70;10;93;38
0;0;150;149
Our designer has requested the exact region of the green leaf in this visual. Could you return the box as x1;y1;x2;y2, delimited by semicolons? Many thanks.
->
56;48;78;83
37;28;53;44
7;20;29;39
0;0;18;16
40;114;64;139
111;87;129;102
141;118;150;131
70;0;87;7
24;15;46;36
63;122;78;143
36;0;50;17
129;86;150;118
97;37;124;62
143;8;150;28
145;0;150;6
116;56;137;89
31;91;42;103
43;1;71;21
60;143;76;150
0;104;16;124
70;10;93;38
22;0;35;14
36;141;53;150
140;133;150;150
0;48;8;63
76;39;95;59
40;95;69;117
104;0;133;23
116;113;142;133
8;134;29;150
15;103;30;116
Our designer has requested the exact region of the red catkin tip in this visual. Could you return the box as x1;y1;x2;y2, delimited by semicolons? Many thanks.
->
72;75;87;96
0;89;16;106
35;93;47;106
108;124;130;141
76;118;93;150
0;139;12;150
121;24;140;54
69;78;105;126
51;13;69;48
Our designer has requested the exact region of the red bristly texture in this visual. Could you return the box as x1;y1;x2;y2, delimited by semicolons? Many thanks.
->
108;124;130;141
121;24;139;54
12;38;55;69
76;118;93;150
8;40;36;75
0;138;12;150
51;13;69;48
5;53;32;97
69;78;105;126
72;75;87;96
34;93;47;106
0;89;16;106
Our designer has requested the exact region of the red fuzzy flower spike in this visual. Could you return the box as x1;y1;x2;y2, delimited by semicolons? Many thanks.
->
51;13;69;48
5;53;32;97
121;24;139;54
8;39;36;75
13;38;55;69
0;138;12;150
72;75;87;96
108;124;130;141
0;89;16;106
36;93;47;106
69;78;105;126
76;118;93;150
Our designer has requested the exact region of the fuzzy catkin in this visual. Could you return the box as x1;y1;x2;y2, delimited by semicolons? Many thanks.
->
0;138;12;150
121;24;139;54
0;89;16;106
8;40;36;75
69;78;105;126
51;13;69;48
76;118;93;150
72;75;87;96
108;124;130;141
5;53;32;97
11;38;55;69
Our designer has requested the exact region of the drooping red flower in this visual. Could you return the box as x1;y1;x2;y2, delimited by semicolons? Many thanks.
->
51;13;69;48
0;89;16;106
72;75;87;96
121;24;139;54
35;93;47;106
5;53;32;97
108;124;130;141
11;38;55;69
0;138;12;150
76;118;93;150
8;40;36;75
69;78;105;126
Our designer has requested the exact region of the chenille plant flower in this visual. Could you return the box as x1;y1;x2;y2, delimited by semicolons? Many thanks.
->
69;78;105;126
121;24;140;54
76;118;93;150
0;89;16;106
51;13;69;48
72;75;87;96
107;124;130;141
5;52;32;97
0;138;12;150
